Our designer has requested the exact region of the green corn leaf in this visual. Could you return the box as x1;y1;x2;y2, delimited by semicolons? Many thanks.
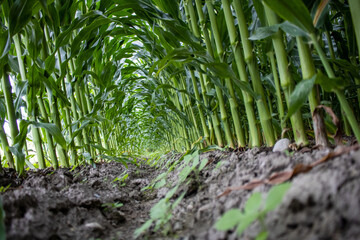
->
71;17;112;56
152;0;180;19
45;55;56;74
134;219;153;239
165;185;179;199
244;192;263;214
172;191;186;210
253;0;267;26
314;70;349;92
263;0;315;34
89;144;112;154
279;21;308;37
100;155;133;167
39;74;71;107
215;209;243;231
205;63;259;99
7;55;20;74
0;31;10;61
30;122;67;150
236;211;259;236
9;143;26;174
179;165;192;183
286;75;316;119
8;0;38;36
249;25;280;40
150;199;169;219
154;179;166;189
264;183;291;212
255;231;269;240
55;10;107;50
198;158;208;172
0;99;6;124
14;120;65;153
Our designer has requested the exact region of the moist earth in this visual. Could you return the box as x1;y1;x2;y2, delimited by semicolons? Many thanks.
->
1;145;360;240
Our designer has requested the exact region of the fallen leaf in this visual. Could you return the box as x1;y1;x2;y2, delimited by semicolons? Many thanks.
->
266;171;293;185
217;179;264;198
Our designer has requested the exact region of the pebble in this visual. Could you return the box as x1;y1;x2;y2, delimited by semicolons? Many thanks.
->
273;138;291;152
84;222;104;231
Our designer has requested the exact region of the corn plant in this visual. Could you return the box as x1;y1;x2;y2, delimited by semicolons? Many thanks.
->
0;0;358;173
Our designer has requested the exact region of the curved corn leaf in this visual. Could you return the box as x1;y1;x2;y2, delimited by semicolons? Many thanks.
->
286;75;316;119
263;0;315;34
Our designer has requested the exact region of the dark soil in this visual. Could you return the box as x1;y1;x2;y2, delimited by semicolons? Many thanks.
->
1;145;360;240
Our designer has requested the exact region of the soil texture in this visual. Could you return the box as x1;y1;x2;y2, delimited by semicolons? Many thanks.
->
1;145;360;240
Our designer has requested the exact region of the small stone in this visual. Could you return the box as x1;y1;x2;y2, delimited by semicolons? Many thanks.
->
84;222;104;231
187;204;193;211
273;138;291;152
173;222;183;231
129;190;139;198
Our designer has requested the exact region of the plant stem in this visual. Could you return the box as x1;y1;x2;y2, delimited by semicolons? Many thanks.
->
206;0;239;148
1;69;22;171
267;51;285;130
0;120;14;169
264;5;308;146
37;94;59;169
232;0;275;146
297;37;328;147
310;32;360;141
194;0;224;147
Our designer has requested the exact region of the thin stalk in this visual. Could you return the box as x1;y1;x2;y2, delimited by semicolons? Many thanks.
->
55;51;77;166
348;0;360;111
172;78;191;150
84;83;103;153
310;32;360;141
78;80;97;158
189;70;210;145
264;6;308;146
194;0;224;147
297;37;328;147
206;0;237;148
323;32;352;135
74;80;92;158
37;95;59;169
1;70;22;171
65;55;84;155
100;124;109;150
325;31;336;60
179;76;201;142
13;34;47;168
267;51;285;129
42;28;72;167
349;0;360;60
49;94;70;167
1;73;18;143
232;0;276;146
184;2;211;145
0;120;14;168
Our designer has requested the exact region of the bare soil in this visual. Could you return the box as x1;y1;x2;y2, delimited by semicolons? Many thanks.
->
1;144;360;240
